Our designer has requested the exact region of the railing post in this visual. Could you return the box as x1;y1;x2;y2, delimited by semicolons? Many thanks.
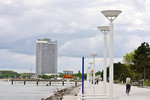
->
37;81;38;85
75;80;77;87
62;80;64;86
49;81;51;85
24;81;26;85
11;81;13;85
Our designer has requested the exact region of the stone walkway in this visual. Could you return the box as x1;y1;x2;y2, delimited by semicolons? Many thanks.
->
63;82;150;100
84;82;150;100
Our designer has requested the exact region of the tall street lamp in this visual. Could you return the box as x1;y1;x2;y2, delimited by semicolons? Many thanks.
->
91;54;97;94
89;62;93;91
97;26;109;94
87;66;90;85
101;10;122;100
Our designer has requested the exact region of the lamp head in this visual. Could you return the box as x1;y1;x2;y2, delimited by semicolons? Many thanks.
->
91;54;98;57
101;10;122;21
89;62;93;64
97;26;109;31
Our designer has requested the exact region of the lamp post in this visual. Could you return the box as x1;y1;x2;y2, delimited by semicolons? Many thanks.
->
101;10;121;100
97;26;109;94
87;66;90;85
91;54;97;94
89;62;93;91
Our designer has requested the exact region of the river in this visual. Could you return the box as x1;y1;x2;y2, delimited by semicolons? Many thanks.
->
0;81;67;100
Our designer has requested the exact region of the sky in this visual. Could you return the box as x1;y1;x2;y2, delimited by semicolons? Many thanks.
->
0;0;150;73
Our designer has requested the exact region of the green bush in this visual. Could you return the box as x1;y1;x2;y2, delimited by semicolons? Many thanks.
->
114;80;120;84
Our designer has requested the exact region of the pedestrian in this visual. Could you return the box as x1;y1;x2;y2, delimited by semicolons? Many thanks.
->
96;79;99;84
95;79;97;84
126;76;131;93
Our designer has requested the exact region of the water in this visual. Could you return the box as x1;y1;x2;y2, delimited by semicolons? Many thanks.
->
0;81;67;100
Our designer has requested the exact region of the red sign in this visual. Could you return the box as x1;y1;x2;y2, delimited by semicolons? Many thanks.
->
91;70;93;72
64;75;73;78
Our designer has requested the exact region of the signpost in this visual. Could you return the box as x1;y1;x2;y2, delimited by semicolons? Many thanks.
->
63;70;73;87
82;57;84;94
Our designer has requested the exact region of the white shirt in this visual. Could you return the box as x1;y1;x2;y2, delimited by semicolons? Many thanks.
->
126;77;131;84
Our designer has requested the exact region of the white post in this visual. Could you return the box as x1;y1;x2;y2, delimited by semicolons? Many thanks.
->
93;57;95;94
109;20;113;100
101;10;122;100
97;26;109;94
103;32;107;94
89;62;93;92
91;54;97;94
87;67;89;81
67;78;70;87
87;67;89;86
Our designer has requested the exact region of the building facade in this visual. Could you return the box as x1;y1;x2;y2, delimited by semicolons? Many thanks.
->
36;39;57;75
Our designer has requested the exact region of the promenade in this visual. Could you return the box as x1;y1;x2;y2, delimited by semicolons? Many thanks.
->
84;82;150;100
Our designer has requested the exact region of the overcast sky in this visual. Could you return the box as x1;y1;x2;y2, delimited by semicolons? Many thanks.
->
0;0;150;73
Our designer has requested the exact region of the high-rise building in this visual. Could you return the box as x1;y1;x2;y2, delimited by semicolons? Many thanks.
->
36;38;57;75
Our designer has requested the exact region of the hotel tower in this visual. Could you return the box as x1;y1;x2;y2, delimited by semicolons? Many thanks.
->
36;38;57;75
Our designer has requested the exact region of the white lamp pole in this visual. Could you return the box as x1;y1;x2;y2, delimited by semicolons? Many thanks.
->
89;62;93;91
97;26;109;94
91;54;97;94
87;67;90;84
101;10;121;100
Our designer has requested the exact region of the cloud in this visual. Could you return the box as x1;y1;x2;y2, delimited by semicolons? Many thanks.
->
0;49;35;73
58;56;104;73
59;35;103;57
114;30;150;57
0;0;150;73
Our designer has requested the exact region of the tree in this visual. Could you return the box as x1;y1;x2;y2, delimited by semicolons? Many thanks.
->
114;62;131;82
95;71;102;76
77;71;82;78
122;50;135;67
84;73;87;80
122;50;140;81
0;70;19;78
39;75;52;79
132;42;150;82
59;73;64;78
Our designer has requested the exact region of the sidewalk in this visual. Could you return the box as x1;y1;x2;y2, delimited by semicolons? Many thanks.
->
84;81;150;100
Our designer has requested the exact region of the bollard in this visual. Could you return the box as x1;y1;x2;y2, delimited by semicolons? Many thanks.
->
75;81;77;87
62;81;64;86
49;81;51;85
11;81;13;85
24;81;26;85
37;81;38;85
